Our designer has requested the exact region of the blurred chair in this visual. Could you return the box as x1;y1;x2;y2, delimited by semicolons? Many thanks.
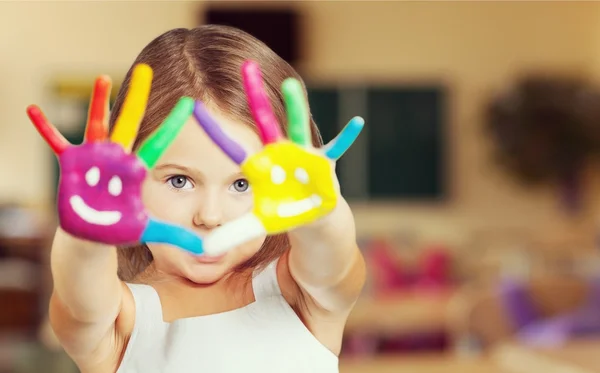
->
0;205;50;372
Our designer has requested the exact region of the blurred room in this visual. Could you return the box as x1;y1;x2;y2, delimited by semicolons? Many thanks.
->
2;1;600;372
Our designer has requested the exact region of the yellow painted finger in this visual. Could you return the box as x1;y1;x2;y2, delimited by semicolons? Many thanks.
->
111;63;153;152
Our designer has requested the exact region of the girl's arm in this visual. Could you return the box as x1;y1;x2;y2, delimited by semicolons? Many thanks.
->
287;197;366;314
48;228;133;363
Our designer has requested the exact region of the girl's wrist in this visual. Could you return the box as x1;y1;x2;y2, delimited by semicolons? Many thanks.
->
290;196;353;242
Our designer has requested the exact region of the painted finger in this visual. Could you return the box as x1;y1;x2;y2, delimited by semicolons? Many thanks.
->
111;63;153;152
203;213;266;256
282;78;310;147
140;217;204;255
137;97;194;168
242;60;282;145
26;105;70;155
85;76;112;142
323;116;364;160
193;100;248;165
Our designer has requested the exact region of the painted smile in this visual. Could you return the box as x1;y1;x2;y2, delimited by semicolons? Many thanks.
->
69;195;122;226
276;194;323;218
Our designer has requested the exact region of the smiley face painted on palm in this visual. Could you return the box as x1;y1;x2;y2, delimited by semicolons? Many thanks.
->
241;142;337;233
58;142;148;244
27;64;205;254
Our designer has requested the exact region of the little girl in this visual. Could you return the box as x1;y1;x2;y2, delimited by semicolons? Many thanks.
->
43;25;365;372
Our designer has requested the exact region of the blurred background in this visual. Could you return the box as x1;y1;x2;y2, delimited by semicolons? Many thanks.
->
3;1;600;372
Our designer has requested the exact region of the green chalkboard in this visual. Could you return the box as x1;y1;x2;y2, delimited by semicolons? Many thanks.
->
305;85;446;200
367;87;445;199
307;88;339;145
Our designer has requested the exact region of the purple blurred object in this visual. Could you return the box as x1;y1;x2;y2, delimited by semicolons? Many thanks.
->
517;308;600;348
501;276;600;348
517;315;572;347
499;277;540;329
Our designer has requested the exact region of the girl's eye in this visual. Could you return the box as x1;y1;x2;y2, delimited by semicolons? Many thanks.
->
230;178;250;193
167;175;193;190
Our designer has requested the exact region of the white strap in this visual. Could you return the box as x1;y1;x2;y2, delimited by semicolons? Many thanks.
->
252;259;281;300
126;283;164;326
118;284;165;372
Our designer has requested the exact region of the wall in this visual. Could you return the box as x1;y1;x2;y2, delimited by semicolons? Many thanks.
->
299;1;600;243
0;1;198;206
1;1;599;243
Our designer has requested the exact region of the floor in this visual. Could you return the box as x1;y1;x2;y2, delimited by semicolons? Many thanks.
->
1;342;511;373
340;354;508;373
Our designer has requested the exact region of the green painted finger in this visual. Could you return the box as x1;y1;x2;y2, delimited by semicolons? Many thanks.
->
282;78;310;146
137;97;194;168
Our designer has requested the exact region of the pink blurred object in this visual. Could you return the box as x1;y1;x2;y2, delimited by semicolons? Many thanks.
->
366;239;406;296
416;246;452;291
342;334;379;357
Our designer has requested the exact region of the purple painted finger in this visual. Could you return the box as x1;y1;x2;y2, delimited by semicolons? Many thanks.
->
193;101;247;165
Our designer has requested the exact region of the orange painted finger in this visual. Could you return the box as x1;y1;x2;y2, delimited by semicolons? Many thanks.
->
85;75;112;142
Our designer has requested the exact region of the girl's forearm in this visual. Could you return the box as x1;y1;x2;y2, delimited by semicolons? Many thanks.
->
287;198;365;311
50;228;123;324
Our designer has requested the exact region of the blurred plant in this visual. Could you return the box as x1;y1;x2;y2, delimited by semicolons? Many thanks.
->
485;75;600;212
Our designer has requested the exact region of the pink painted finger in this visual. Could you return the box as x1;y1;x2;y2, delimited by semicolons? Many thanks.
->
241;60;282;145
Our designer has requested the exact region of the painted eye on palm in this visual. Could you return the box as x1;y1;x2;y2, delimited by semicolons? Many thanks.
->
194;60;364;256
27;64;204;254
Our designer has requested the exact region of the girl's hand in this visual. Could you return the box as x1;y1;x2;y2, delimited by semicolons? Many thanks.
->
27;64;204;254
193;60;363;256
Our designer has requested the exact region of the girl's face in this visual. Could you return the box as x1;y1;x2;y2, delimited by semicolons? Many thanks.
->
141;106;265;284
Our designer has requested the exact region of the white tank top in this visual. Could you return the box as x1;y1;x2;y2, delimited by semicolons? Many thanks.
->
116;260;339;373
